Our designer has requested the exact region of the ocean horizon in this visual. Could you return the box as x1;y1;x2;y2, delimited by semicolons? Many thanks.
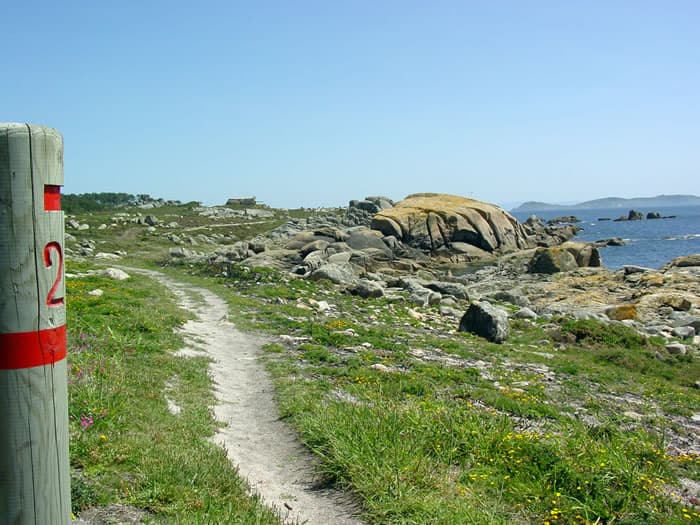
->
511;206;700;270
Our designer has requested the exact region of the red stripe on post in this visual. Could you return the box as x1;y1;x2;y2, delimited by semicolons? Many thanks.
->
0;325;67;369
44;185;62;211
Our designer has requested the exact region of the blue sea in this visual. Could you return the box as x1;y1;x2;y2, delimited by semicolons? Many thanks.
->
511;206;700;270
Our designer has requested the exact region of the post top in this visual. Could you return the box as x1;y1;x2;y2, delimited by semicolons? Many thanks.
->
0;123;61;135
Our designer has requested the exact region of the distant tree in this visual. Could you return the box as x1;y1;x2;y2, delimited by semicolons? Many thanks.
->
63;192;137;213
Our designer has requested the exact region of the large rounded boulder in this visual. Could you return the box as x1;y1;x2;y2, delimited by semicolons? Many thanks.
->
370;193;533;253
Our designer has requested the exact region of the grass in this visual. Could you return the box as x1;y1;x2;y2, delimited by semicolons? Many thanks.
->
172;261;700;524
66;260;279;524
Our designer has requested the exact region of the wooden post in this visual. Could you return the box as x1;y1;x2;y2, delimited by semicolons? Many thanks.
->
0;123;71;524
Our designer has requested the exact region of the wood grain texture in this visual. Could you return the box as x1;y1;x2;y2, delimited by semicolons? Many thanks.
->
0;123;71;524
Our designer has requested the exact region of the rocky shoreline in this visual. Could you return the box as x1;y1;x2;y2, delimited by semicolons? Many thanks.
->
67;192;700;358
157;194;700;359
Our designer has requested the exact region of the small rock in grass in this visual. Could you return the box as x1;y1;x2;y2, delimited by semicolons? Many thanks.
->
370;363;393;373
623;411;644;421
351;279;385;299
665;342;687;355
95;252;121;260
439;306;463;318
672;326;695;339
100;268;130;281
440;296;458;307
514;307;538;320
407;308;425;320
88;289;104;297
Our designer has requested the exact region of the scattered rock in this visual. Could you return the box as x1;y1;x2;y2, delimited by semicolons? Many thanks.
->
400;278;442;306
528;246;578;274
351;279;385;299
309;263;357;285
487;290;531;308
458;301;510;343
423;281;470;300
547;216;580;224
99;268;130;281
573;310;609;322
345;229;391;254
169;247;194;259
660;295;692;311
605;304;637;321
672;326;695;339
439;305;463;318
95;252;121;260
628;210;644;220
245;208;275;219
316;300;331;312
514;307;538;320
664;254;700;268
595;237;626;247
665;342;687;355
407;308;426;320
370;363;397;373
669;312;700;330
623;265;652;274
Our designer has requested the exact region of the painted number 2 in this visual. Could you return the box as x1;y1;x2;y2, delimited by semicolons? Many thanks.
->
44;242;64;306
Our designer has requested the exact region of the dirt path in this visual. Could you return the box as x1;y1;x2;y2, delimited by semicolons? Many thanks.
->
134;269;364;525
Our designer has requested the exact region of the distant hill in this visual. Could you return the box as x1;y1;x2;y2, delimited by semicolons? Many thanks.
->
512;194;700;213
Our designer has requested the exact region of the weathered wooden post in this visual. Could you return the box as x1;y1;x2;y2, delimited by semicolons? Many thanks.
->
0;123;71;523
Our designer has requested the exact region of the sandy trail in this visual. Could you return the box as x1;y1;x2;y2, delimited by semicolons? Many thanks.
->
134;269;364;525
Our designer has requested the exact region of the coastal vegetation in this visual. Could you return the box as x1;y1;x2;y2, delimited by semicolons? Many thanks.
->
65;195;699;524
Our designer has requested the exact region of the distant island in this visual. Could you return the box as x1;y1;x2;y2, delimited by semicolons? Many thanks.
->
512;194;700;213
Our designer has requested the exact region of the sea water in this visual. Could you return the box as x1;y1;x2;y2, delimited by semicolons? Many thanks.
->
511;206;700;270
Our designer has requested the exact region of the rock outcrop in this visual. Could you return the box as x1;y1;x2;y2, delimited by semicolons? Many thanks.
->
664;254;700;269
513;214;579;248
345;196;395;227
371;193;534;254
527;242;601;274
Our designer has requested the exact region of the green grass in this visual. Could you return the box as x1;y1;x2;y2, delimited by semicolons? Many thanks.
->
66;260;279;524
173;262;700;525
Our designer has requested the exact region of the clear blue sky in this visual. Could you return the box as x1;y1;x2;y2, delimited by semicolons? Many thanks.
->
3;1;698;208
